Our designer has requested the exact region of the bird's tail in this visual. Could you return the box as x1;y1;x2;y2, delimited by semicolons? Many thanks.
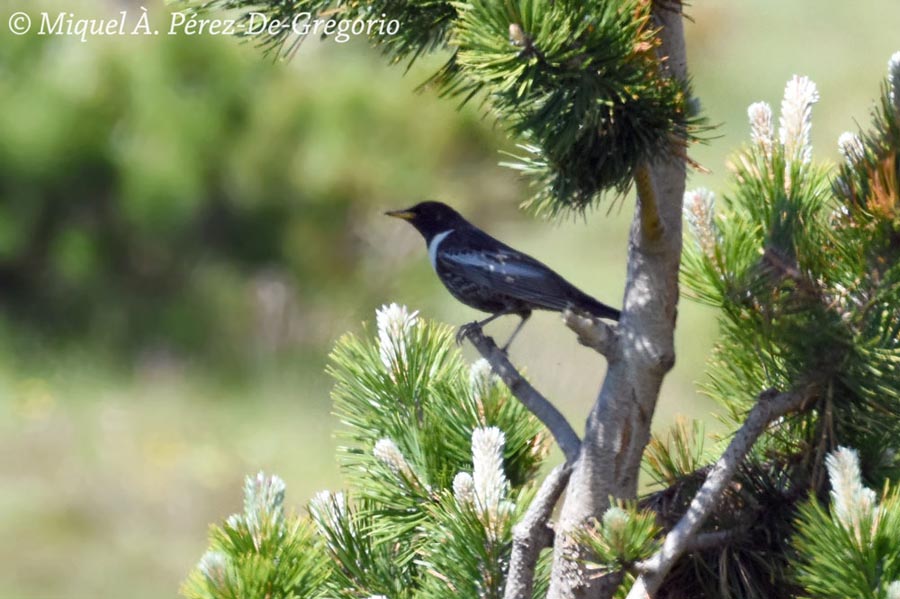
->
571;293;621;321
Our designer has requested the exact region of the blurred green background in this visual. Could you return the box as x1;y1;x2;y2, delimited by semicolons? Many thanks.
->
0;1;898;597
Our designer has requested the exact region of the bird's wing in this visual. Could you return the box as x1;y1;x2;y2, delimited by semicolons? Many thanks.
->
435;237;577;311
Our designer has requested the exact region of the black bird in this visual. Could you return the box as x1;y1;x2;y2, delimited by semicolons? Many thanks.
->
386;201;620;351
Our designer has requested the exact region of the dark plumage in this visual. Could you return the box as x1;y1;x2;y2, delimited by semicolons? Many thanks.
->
386;201;620;350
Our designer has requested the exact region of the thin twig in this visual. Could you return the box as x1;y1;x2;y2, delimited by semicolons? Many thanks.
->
463;326;582;463
563;310;620;359
504;463;573;599
626;388;808;598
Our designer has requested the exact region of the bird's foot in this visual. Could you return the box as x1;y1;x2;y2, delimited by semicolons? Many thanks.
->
455;321;481;346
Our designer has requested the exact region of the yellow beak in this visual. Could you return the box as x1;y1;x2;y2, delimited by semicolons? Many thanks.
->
385;209;415;220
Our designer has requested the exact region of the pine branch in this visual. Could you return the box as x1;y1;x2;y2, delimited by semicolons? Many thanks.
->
563;310;620;359
462;326;581;463
626;388;809;599
182;473;328;599
504;463;573;599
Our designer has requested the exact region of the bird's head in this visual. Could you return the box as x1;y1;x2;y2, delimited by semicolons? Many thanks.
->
385;201;468;241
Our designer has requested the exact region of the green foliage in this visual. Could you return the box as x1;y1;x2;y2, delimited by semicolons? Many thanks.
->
181;472;328;599
828;77;900;472
643;417;708;487
309;492;417;597
644;457;803;599
643;418;805;598
417;476;521;598
642;416;801;598
581;501;661;573
329;305;546;494
444;0;696;215
185;305;550;598
793;447;900;599
682;72;900;462
833;82;900;260
0;28;345;363
0;14;507;367
193;0;457;64
327;304;547;581
659;58;900;598
187;0;701;216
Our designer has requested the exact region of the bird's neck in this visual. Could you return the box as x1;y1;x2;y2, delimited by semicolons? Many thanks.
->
427;229;454;270
420;226;455;244
412;218;459;243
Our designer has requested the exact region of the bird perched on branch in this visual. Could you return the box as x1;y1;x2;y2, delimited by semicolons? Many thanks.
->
386;201;620;351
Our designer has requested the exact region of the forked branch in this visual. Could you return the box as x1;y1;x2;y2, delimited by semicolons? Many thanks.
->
626;388;809;598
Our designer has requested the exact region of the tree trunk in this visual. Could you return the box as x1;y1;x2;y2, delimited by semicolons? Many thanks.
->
546;5;688;597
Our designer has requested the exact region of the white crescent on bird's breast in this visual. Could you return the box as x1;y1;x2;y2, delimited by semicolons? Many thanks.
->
428;230;453;270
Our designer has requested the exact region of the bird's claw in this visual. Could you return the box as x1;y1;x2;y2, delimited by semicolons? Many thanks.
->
456;321;480;346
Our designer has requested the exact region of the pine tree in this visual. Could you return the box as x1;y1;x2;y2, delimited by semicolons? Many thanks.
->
630;54;900;598
180;0;900;595
184;304;551;598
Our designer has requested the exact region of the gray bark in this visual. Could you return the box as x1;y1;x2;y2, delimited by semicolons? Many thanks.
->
627;389;808;598
503;464;573;599
563;310;620;358
546;4;689;598
464;327;582;463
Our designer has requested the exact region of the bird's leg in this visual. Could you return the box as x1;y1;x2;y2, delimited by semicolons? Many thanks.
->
455;312;508;346
500;310;531;353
